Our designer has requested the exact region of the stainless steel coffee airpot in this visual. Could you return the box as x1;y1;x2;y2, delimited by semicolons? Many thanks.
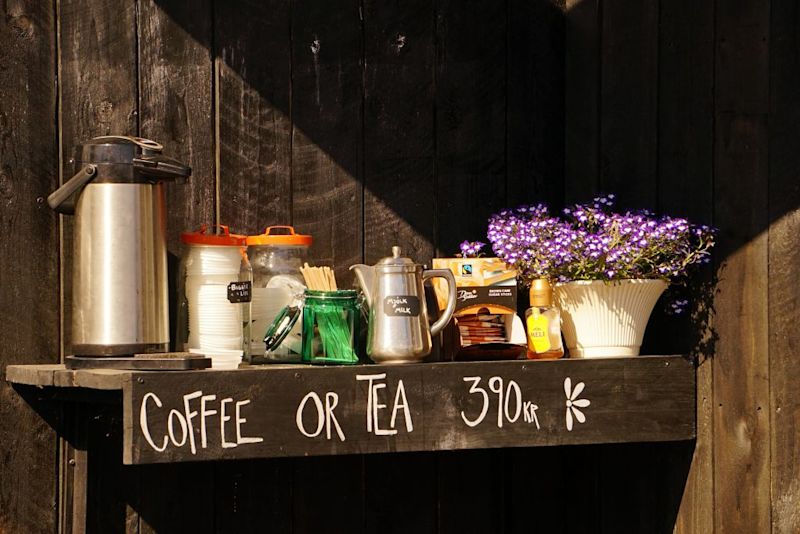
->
48;136;190;356
351;246;457;363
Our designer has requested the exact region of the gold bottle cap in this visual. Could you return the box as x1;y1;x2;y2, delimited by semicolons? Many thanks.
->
529;279;553;307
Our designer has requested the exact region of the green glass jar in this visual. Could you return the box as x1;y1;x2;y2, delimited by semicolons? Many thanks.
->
301;290;361;365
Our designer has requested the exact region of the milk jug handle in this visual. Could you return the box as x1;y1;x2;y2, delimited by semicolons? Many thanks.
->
47;164;97;214
423;269;457;336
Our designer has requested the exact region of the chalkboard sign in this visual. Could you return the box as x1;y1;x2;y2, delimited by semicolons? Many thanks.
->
383;295;420;317
122;356;694;464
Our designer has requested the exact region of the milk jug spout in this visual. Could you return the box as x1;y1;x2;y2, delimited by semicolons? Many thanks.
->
350;264;375;307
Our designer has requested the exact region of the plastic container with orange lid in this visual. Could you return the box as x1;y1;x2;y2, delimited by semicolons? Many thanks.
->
176;225;252;368
245;226;312;363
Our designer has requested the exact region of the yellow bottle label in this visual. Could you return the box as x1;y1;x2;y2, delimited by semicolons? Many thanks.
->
527;312;551;353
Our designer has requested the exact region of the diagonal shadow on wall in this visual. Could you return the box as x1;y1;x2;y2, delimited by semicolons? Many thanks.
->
145;0;565;274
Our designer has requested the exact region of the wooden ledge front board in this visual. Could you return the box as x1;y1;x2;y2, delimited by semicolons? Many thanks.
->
6;364;129;390
122;356;694;464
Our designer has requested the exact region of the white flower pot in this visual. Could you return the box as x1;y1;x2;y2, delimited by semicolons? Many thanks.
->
554;279;667;358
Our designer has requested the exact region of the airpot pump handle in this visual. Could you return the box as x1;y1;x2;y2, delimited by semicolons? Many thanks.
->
47;164;97;215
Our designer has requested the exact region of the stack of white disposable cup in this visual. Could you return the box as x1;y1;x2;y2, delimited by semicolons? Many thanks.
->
183;240;246;369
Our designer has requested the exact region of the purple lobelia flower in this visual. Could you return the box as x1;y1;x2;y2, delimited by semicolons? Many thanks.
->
486;195;717;311
458;240;486;258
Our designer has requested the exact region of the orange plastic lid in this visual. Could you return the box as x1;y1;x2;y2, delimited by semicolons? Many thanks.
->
246;226;312;246
181;224;247;246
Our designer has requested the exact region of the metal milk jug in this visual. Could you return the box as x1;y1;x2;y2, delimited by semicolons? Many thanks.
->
48;136;190;356
351;246;457;363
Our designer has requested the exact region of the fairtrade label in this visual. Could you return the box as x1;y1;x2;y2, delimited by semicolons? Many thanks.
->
227;281;253;303
383;295;420;317
526;313;551;353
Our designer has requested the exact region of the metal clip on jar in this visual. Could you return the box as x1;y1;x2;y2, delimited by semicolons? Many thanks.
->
246;226;312;363
176;225;252;369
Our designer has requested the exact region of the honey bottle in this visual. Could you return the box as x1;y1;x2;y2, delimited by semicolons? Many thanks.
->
525;279;564;359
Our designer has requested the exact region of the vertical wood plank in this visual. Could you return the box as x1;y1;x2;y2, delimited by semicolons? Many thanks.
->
645;0;716;355
214;459;294;534
713;0;771;531
364;453;437;534
564;0;599;202
562;445;601;533
657;0;714;218
435;0;506;254
58;1;139;532
655;0;716;532
507;448;568;534
507;0;565;208
136;462;216;533
136;3;216;532
84;405;140;534
361;4;438;530
514;3;596;531
0;1;59;531
59;0;138;143
363;0;436;265
674;359;714;534
213;4;295;529
768;0;800;532
599;0;658;209
560;2;603;524
60;403;89;534
594;3;664;531
437;450;505;534
293;456;365;534
291;0;363;285
58;0;139;357
215;0;292;233
139;0;216;251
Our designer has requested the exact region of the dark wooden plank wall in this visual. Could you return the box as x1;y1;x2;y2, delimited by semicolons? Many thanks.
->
0;0;798;533
562;2;796;534
0;2;59;532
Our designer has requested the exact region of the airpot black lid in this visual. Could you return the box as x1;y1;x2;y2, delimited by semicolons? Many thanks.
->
73;135;191;183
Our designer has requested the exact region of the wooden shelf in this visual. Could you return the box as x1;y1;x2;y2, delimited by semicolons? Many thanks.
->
7;356;695;465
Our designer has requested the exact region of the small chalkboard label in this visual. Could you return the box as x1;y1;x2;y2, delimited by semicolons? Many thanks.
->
384;295;420;317
227;281;252;303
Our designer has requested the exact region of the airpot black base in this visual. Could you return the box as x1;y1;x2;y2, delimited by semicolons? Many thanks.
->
65;353;212;371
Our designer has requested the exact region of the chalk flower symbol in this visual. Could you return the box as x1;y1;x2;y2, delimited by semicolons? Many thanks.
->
564;377;591;431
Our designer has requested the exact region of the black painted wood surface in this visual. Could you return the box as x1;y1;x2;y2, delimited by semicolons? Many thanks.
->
122;357;694;464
